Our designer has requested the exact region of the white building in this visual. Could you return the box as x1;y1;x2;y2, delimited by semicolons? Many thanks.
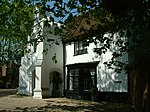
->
18;9;64;98
18;11;128;101
64;33;128;100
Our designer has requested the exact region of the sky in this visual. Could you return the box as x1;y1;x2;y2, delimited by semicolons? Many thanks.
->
31;0;81;22
46;0;78;22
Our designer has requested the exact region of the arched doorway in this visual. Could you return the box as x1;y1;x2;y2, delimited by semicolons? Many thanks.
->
50;71;62;97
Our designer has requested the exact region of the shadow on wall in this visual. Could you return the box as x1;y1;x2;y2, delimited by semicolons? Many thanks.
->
95;55;127;91
19;69;28;89
93;34;128;92
18;66;35;95
97;63;128;92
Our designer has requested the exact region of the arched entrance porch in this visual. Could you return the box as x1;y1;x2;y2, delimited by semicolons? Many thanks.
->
49;71;62;97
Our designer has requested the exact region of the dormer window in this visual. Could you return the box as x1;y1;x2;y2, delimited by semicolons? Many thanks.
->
74;41;87;55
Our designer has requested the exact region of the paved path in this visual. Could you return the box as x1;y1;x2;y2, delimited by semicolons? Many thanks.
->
0;89;135;112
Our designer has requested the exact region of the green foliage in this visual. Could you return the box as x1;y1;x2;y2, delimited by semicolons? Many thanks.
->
1;0;150;72
0;1;149;110
52;53;58;63
0;0;35;64
45;0;150;72
0;0;147;110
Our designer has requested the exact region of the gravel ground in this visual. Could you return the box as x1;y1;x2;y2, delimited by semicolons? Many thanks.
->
0;89;47;111
0;89;135;112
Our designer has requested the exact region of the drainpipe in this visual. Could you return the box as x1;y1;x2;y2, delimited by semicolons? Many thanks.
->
63;42;66;97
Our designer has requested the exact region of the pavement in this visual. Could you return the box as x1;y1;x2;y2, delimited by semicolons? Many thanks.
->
0;89;135;112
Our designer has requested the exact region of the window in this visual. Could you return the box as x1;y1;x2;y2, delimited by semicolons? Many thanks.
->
69;69;79;91
83;68;95;90
67;63;98;92
74;41;87;55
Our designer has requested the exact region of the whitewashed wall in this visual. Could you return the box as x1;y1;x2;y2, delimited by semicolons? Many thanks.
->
42;32;64;96
65;34;128;92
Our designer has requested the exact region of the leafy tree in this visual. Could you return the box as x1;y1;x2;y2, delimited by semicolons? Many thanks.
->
40;0;150;111
0;0;34;65
1;0;150;111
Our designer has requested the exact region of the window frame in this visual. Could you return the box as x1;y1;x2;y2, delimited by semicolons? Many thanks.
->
68;69;79;91
67;62;99;92
74;41;87;56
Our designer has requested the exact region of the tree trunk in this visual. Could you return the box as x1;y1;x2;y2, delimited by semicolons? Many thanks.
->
129;64;150;112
